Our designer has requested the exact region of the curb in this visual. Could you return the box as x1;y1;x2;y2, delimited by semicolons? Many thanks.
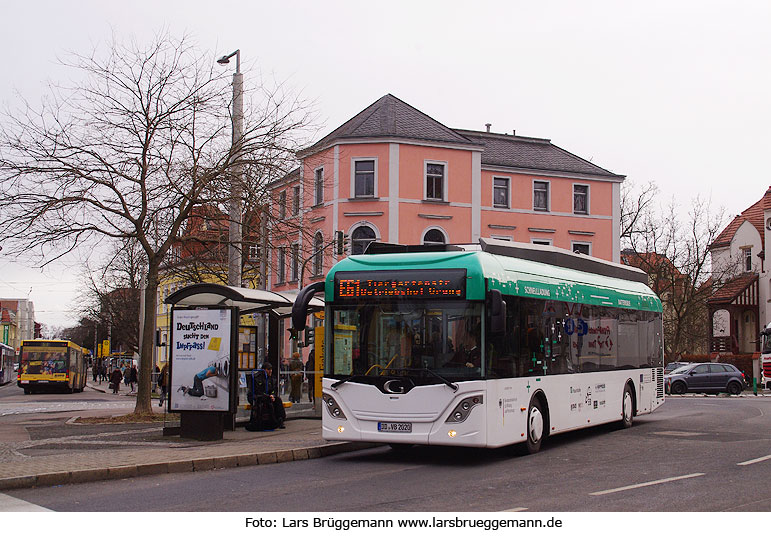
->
0;441;379;491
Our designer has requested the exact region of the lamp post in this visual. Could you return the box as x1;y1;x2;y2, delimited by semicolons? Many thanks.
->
217;49;244;288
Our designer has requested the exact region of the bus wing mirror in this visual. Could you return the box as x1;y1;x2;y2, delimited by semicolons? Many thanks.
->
488;289;506;335
291;281;325;332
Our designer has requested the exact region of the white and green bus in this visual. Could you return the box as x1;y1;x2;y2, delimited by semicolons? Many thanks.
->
293;238;664;453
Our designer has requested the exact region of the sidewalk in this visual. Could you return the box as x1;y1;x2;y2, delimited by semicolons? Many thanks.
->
0;386;377;491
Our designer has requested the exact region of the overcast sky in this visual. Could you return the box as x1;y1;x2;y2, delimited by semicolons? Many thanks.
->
2;0;769;328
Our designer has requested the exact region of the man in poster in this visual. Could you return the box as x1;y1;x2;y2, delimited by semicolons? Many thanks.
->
179;364;220;397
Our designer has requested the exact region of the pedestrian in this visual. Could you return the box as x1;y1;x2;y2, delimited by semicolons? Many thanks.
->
289;353;303;403
110;367;122;394
158;363;169;407
153;364;160;393
92;362;98;383
129;365;138;393
253;362;285;428
100;364;107;383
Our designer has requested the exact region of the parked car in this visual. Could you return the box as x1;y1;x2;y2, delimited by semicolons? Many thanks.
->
664;362;746;395
664;362;689;374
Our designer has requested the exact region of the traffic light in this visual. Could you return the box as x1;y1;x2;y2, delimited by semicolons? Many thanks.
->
336;230;349;255
304;327;314;346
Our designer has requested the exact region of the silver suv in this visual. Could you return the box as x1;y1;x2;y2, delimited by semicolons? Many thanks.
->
664;362;746;395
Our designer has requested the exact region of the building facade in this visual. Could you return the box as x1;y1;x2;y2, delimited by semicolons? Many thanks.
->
0;299;36;352
268;94;624;297
707;186;771;354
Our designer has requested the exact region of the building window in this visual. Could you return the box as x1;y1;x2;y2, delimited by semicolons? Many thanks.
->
278;191;286;220
533;181;549;211
422;228;446;245
277;247;286;283
312;232;324;276
247;245;260;261
314;167;324;206
743;247;752;272
532;239;552;246
292;186;300;216
351;225;376;255
572;242;591;255
354;159;375;198
425;163;446;201
290;243;299;281
493;177;510;208
573;184;589;214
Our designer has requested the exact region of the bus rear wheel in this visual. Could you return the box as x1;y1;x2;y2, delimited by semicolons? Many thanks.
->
620;383;634;429
525;396;547;454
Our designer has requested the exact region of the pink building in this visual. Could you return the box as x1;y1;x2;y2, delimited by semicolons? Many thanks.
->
269;94;624;295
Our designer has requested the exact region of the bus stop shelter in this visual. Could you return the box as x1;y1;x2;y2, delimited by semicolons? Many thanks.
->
164;284;323;438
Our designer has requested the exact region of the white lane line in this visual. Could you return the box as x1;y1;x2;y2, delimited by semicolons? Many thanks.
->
0;493;53;512
738;455;771;466
589;473;705;496
501;507;528;512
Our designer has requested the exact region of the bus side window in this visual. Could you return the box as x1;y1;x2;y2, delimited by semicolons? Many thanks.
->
488;295;519;378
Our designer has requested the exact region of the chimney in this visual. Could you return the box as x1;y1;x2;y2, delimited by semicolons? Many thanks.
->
485;123;491;133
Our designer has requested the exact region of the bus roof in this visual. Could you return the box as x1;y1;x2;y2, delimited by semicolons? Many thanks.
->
21;339;88;352
325;239;661;312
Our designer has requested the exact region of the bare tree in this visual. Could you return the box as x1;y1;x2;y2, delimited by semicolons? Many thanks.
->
0;32;313;413
622;194;731;361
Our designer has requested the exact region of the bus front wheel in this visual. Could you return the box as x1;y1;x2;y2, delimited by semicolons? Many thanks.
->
525;396;547;454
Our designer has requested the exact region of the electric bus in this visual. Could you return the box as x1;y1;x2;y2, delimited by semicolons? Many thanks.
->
292;238;665;453
17;339;89;394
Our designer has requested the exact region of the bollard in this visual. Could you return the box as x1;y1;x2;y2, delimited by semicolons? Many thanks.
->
753;377;757;396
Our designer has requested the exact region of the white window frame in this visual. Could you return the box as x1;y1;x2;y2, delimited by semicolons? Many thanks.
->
533;179;550;212
531;238;553;246
573;183;590;215
278;191;287;220
292;186;300;216
277;247;286;284
571;241;592;256
247;245;259;261
492;176;510;209
421;226;448;245
348;221;380;255
290;242;299;282
351;157;378;199
424;160;448;202
742;247;752;272
312;232;324;277
490;234;513;241
314;167;324;206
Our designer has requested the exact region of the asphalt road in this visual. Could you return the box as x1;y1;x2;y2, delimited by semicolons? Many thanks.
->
5;396;770;512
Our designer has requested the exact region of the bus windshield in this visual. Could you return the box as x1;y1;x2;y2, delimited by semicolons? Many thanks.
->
329;300;483;382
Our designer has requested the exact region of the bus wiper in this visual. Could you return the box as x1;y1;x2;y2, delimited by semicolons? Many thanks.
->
331;375;357;389
398;368;458;392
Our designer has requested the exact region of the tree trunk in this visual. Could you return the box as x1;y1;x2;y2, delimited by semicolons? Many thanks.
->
134;262;159;415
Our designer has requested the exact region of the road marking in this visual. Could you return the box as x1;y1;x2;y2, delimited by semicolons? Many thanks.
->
589;473;705;496
501;507;528;512
737;455;771;466
653;431;705;437
0;493;53;512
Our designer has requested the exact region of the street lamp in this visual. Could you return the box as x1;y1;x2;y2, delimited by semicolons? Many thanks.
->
218;49;243;288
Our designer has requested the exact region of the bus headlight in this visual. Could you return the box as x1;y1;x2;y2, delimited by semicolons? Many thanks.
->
445;395;483;423
322;393;347;420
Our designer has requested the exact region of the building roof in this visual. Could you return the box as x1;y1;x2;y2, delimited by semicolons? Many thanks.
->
298;94;623;180
300;94;477;155
710;186;771;250
456;130;624;179
707;273;758;305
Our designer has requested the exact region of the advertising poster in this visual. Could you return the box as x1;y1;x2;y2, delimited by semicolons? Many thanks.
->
170;308;232;412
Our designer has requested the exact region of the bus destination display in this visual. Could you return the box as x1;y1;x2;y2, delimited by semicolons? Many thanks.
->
334;269;466;301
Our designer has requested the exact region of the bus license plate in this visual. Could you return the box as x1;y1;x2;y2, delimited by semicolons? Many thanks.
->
378;422;411;433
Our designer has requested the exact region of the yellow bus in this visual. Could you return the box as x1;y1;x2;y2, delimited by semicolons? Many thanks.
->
17;339;89;394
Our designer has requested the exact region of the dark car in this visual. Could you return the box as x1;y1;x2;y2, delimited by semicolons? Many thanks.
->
664;362;689;374
664;362;746;395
